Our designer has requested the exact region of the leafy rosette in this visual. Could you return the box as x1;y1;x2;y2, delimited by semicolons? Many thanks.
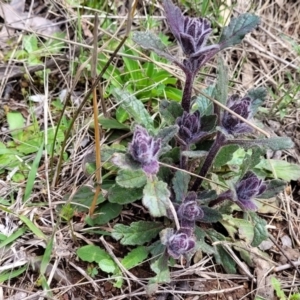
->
176;111;208;145
221;95;253;135
166;228;196;259
177;191;204;228
128;125;161;175
163;0;219;59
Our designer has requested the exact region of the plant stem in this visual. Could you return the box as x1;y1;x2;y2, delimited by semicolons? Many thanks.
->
180;144;188;170
208;190;232;207
181;71;195;112
191;132;226;191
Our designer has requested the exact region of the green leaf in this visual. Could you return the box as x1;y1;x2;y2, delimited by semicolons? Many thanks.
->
0;227;27;248
193;85;215;116
108;184;143;204
200;206;222;223
271;277;286;300
172;170;190;202
150;253;170;283
112;221;163;245
19;215;46;240
156;125;178;148
121;246;149;270
259;179;286;198
0;266;27;283
195;227;215;254
63;186;105;212
98;116;130;130
143;178;170;217
246;87;267;115
132;31;177;64
77;245;118;274
159;100;183;125
116;169;147;188
40;235;54;275
221;215;254;243
255;159;300;181
111;153;140;170
213;56;228;106
116;106;129;123
99;259;116;273
7;111;25;141
112;88;153;131
214;145;239;168
239;147;264;177
220;13;260;50
23;35;38;52
86;202;122;226
201;114;217;132
247;212;268;247
206;229;237;273
77;245;111;262
24;142;44;202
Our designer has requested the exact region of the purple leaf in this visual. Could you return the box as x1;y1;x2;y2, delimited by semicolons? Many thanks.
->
221;95;253;135
128;126;161;175
166;229;196;259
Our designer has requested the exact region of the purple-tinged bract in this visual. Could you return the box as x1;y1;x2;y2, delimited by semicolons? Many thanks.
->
167;228;195;259
221;95;253;135
176;111;205;145
163;0;219;59
234;171;267;210
177;192;204;224
128;126;161;175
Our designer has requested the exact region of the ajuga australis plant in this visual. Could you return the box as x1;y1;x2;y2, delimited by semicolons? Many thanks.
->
85;0;296;289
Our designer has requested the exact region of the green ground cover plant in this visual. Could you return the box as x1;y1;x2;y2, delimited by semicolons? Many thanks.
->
74;0;300;292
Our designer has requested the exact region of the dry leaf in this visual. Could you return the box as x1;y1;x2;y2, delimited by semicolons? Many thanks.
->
0;2;61;36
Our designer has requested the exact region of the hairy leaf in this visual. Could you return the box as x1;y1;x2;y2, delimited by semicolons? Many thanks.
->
193;85;215;116
255;159;300;181
121;246;149;270
201;114;218;133
112;88;154;131
160;99;183;125
220;13;260;50
172;170;190;202
86;203;122;226
213;56;228;105
214;144;239;168
116;169;147;188
132;31;179;64
248;212;268;247
258;179;286;198
150;253;170;283
246;87;267;115
229;137;294;151
143;178;171;217
111;153;140;170
200;206;222;223
156;125;178;147
112;221;163;245
108;184;143;204
206;229;236;273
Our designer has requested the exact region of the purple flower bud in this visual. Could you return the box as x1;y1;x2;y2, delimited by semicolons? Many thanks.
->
163;0;219;58
234;172;267;210
167;229;195;259
221;95;253;135
177;192;204;222
128;126;161;175
176;111;205;145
